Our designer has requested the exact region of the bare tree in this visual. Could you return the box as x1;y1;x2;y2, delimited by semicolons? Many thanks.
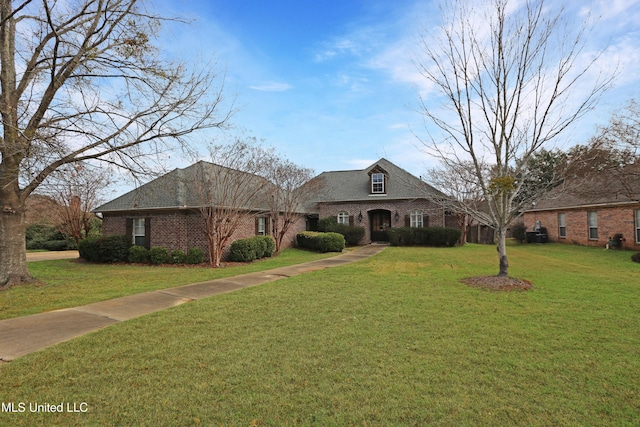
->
0;0;231;288
426;161;488;245
416;0;613;276
260;154;319;253
192;139;270;267
45;162;110;245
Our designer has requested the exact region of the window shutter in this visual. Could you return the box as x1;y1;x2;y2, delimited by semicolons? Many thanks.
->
266;217;271;236
255;217;260;235
405;215;410;227
125;218;133;243
349;215;354;226
144;217;151;249
423;214;429;228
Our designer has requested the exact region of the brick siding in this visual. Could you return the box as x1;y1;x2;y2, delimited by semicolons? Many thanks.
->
319;199;446;243
102;209;307;261
523;204;640;250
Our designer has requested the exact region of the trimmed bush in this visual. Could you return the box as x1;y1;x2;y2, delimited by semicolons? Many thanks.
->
128;245;149;263
229;238;259;262
229;236;276;262
78;235;131;263
171;249;187;264
261;235;276;257
632;252;640;263
149;246;170;265
78;238;100;262
41;240;72;251
186;247;205;265
318;217;365;246
297;231;345;253
387;227;461;247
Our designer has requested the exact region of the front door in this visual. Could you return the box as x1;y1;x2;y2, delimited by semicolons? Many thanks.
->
370;210;391;241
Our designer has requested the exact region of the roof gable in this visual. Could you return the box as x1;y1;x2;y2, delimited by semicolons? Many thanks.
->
309;158;443;203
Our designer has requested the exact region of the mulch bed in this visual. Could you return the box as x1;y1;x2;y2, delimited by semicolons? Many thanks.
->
460;276;533;291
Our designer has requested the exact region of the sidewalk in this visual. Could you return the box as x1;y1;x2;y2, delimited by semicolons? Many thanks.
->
0;244;387;362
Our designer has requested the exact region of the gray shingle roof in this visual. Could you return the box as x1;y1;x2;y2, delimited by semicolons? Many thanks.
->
94;161;273;213
526;163;640;211
95;158;445;215
307;158;443;203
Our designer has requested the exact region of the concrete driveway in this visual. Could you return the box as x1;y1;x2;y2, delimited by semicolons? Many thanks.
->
26;250;79;262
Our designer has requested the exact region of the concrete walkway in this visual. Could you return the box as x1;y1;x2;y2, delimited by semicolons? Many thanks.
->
0;244;386;362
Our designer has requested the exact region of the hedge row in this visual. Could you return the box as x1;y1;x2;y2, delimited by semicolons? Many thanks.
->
229;236;276;262
26;224;76;251
387;227;461;247
78;235;204;264
296;231;345;253
318;217;366;246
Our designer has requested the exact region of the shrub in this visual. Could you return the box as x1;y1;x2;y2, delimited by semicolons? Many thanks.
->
387;227;461;247
41;240;72;251
78;238;100;262
171;249;187;264
229;238;259;262
26;224;68;250
128;245;149;263
149;246;170;265
318;216;338;231
78;235;131;263
261;235;276;257
186;247;205;264
297;231;345;252
632;252;640;263
511;222;527;243
229;236;276;262
318;217;365;246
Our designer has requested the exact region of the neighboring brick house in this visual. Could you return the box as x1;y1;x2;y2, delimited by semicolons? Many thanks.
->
95;158;454;260
522;166;640;250
305;158;453;243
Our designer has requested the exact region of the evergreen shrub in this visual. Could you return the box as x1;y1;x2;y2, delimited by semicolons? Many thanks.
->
149;246;170;265
128;245;149;263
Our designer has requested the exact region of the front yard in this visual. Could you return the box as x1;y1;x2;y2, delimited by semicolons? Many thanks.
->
1;243;639;425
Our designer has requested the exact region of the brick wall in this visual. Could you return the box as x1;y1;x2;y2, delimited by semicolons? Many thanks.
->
102;209;307;261
319;199;446;243
523;204;640;250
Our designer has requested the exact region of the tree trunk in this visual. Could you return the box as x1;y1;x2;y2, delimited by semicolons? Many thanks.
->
0;200;31;289
496;226;509;277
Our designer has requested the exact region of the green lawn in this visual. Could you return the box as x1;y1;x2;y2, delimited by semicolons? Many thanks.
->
1;244;639;426
1;248;337;320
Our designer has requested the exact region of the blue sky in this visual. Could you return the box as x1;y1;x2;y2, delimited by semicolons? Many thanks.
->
154;0;640;178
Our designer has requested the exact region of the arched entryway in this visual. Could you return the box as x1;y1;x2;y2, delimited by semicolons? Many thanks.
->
369;209;392;242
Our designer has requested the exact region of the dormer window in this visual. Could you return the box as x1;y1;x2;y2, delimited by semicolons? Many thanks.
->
371;173;385;194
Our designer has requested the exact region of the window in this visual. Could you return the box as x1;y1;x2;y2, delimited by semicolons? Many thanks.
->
635;210;640;243
588;211;598;240
558;213;566;238
133;218;146;246
410;210;423;228
337;211;349;225
371;173;385;194
256;217;267;235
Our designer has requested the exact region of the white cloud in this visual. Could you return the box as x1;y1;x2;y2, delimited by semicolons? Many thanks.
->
249;82;293;92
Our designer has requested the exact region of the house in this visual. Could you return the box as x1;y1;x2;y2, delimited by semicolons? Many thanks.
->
304;158;454;243
95;158;455;260
522;165;640;250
